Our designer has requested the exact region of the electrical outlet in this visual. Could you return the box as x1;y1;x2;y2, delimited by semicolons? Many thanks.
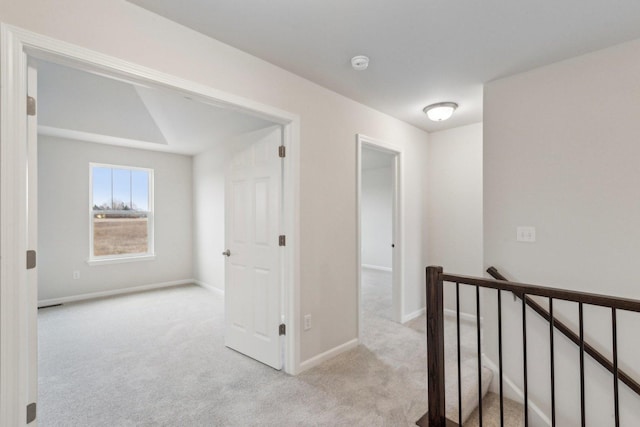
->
303;314;312;331
73;271;80;280
516;226;536;243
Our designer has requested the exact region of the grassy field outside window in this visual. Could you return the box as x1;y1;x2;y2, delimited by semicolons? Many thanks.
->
90;164;154;261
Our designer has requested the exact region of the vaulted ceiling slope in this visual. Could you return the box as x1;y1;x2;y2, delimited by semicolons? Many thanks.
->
37;60;276;155
127;0;640;132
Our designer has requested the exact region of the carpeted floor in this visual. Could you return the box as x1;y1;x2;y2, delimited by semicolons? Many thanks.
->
38;269;521;426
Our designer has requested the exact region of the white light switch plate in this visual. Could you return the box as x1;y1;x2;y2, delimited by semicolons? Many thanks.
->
304;314;312;331
517;226;536;242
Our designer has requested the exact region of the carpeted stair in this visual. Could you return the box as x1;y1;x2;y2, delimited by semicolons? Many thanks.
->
363;267;523;426
406;314;508;426
445;358;494;424
464;392;525;427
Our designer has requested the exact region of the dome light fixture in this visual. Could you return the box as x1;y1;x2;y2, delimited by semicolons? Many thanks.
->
423;102;458;122
351;55;369;71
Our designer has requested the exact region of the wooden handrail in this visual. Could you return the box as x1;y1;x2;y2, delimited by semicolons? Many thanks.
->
486;266;640;398
441;272;640;313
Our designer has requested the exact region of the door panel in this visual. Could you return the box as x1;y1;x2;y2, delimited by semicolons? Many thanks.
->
253;269;270;339
225;127;282;369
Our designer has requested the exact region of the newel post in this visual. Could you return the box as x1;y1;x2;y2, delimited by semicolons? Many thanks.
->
426;266;446;426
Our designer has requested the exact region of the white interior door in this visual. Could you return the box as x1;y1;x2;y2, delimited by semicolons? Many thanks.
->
224;127;282;369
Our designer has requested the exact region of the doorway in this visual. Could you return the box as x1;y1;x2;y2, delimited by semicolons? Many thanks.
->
0;25;301;424
356;134;402;340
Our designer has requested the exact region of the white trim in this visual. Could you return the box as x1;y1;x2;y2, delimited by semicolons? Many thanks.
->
356;134;404;343
283;120;301;375
298;338;359;373
194;280;225;296
361;264;392;272
39;125;174;152
400;308;480;324
444;308;481;324
87;254;156;266
482;356;552;427
402;307;425;323
37;279;192;307
0;25;301;422
26;62;38;419
0;23;29;426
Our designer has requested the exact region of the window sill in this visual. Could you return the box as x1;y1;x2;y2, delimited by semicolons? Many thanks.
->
87;254;156;266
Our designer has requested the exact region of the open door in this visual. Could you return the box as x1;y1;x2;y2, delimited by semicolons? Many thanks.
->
224;127;283;369
357;134;403;340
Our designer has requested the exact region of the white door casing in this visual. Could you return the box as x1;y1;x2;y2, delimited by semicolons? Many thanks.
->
224;127;283;369
2;25;301;425
26;63;38;424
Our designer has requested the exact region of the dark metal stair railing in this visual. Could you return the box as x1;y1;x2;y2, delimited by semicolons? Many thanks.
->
419;265;640;427
487;266;640;399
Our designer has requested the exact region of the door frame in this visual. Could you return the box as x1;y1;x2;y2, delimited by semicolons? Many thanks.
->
356;134;403;340
0;24;301;425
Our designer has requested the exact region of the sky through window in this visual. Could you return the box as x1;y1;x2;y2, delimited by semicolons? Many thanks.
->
92;166;149;211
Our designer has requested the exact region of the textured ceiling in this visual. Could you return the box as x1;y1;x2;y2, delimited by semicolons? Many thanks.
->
128;0;640;132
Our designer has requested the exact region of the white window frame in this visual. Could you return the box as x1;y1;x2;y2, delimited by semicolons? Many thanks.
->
88;162;155;265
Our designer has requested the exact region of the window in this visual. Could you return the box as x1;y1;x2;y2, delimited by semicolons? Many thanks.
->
90;163;154;263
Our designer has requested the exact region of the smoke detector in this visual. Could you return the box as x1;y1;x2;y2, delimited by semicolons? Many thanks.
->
351;55;369;71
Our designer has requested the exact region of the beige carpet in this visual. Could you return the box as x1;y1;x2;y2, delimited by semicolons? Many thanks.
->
37;270;522;426
465;392;524;427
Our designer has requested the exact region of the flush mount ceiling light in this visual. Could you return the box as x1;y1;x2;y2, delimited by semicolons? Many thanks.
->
351;55;369;71
423;102;458;121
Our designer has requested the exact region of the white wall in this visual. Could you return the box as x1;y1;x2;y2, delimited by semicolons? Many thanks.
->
193;126;280;292
427;123;483;314
1;0;430;365
192;140;225;293
484;39;640;425
361;165;393;269
38;135;193;301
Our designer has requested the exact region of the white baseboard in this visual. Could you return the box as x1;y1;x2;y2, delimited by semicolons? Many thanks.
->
402;307;425;323
401;308;479;325
37;279;193;307
444;308;480;324
194;280;224;296
482;356;551;427
299;338;359;373
361;264;392;272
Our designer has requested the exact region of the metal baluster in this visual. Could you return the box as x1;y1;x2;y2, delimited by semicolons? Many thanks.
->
457;283;463;425
579;303;585;427
498;290;504;427
523;295;528;427
549;298;556;427
612;308;620;427
476;285;483;427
